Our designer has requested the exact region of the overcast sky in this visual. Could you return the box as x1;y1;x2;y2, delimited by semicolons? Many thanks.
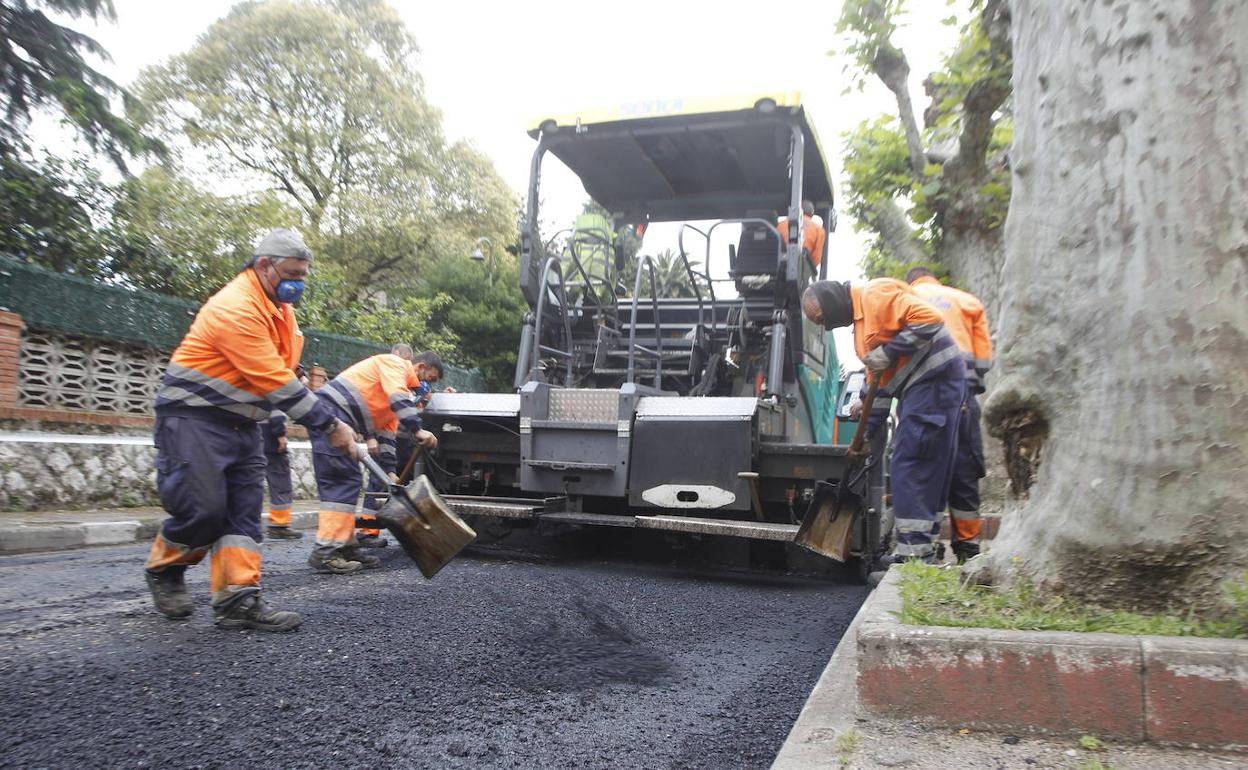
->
34;0;968;365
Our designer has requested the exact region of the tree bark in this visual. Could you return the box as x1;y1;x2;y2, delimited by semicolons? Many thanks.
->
976;0;1248;613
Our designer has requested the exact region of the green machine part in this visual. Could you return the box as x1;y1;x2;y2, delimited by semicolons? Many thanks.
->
798;329;858;447
563;212;615;304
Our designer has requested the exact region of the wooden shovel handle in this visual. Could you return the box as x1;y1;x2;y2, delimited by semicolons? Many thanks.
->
847;376;883;459
397;442;424;485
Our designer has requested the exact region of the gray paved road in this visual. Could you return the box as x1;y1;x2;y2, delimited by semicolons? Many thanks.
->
0;536;866;770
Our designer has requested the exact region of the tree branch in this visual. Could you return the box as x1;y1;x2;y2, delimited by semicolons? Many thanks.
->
867;197;927;265
870;43;927;179
946;0;1012;182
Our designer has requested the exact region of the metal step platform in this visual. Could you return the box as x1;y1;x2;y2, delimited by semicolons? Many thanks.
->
443;498;799;542
634;515;798;542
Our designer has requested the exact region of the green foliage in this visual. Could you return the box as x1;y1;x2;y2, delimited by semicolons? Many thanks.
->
842;117;935;277
896;562;1248;639
0;153;117;276
1078;735;1104;752
834;0;910;91
0;0;160;168
620;249;704;300
110;167;299;301
415;255;528;392
329;293;460;361
834;1;1012;280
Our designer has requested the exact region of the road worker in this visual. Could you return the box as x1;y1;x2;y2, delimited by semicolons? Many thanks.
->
144;229;358;631
351;343;420;549
393;350;450;493
802;278;966;564
907;266;993;562
776;200;827;268
308;351;439;574
261;408;301;540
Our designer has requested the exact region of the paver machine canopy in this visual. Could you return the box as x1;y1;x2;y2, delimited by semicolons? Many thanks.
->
420;93;889;577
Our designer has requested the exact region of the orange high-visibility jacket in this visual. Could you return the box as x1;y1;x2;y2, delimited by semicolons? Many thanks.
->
319;353;426;472
776;214;827;267
155;269;335;430
851;278;963;397
910;275;993;390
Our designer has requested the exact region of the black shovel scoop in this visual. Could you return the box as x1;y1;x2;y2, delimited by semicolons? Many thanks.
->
795;377;881;561
358;451;477;578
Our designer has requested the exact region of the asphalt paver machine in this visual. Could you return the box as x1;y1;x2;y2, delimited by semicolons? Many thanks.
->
420;94;890;577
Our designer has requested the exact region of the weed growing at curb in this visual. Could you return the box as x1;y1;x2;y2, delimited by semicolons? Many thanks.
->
896;563;1248;639
835;727;859;767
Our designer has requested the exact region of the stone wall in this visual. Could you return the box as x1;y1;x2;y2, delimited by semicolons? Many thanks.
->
0;436;319;512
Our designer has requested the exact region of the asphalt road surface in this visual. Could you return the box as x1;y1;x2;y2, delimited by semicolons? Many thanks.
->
0;534;867;770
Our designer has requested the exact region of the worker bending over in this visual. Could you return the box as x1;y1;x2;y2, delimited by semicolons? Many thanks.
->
144;229;357;631
308;352;439;574
802;278;965;564
393;350;451;494
351;345;443;548
907;267;993;562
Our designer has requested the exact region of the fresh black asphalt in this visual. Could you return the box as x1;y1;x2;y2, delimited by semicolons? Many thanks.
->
0;533;867;769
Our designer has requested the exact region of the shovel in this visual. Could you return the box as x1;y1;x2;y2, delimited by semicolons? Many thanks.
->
794;376;882;561
357;451;477;579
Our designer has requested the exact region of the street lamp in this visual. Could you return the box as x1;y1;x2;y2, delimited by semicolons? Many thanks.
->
470;236;496;287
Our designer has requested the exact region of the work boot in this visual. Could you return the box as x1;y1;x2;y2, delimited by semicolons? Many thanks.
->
145;566;194;619
307;552;363;575
341;546;381;570
356;533;388;549
213;594;302;632
265;525;304;540
952;541;981;564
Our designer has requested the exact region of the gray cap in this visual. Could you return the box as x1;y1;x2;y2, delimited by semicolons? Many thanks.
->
255;228;313;261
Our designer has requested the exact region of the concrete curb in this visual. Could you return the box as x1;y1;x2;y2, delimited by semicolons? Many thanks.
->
855;570;1248;751
0;509;320;555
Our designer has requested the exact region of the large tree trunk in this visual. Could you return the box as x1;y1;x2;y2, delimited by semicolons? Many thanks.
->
939;228;1003;320
976;0;1248;613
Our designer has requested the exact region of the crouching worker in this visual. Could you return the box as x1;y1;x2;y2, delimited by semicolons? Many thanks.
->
144;229;359;631
308;352;439;574
802;278;966;565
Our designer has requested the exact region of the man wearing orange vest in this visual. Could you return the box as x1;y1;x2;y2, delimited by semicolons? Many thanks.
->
355;347;448;548
907;267;993;562
776;200;828;268
803;278;966;564
308;352;439;574
144;229;358;631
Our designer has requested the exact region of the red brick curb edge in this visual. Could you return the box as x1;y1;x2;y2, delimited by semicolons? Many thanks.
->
857;570;1248;751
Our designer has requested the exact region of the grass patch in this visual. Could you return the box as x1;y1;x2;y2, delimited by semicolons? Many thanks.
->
896;562;1248;639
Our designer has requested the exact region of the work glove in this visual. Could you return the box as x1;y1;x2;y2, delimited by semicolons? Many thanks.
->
863;347;892;373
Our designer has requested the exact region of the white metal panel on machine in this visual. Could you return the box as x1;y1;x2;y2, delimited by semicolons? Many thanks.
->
634;396;757;419
424;393;521;417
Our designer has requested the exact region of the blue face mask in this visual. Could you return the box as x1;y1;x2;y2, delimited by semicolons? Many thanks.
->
275;279;305;304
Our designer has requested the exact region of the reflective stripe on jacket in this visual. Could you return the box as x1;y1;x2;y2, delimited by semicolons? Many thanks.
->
910;276;993;389
319;354;426;472
851;278;963;397
155;270;335;430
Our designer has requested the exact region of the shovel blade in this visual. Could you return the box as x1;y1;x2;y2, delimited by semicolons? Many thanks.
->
794;480;858;562
376;475;476;578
